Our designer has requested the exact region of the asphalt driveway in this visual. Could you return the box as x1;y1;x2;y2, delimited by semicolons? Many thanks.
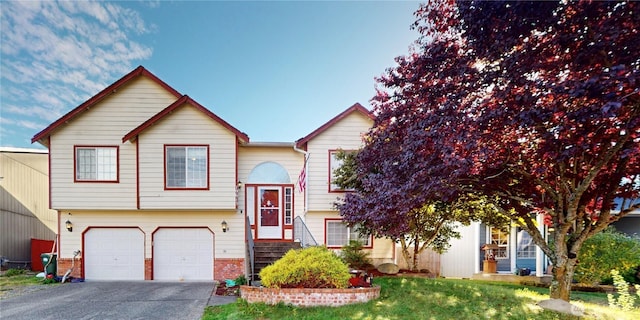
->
0;281;217;320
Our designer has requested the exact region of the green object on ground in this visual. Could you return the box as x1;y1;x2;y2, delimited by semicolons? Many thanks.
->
40;253;57;276
225;279;236;287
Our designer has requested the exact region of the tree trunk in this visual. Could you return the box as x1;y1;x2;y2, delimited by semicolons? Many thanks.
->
550;258;577;301
399;239;413;271
412;242;419;271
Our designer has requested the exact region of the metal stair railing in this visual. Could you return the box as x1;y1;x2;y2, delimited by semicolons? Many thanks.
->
245;216;255;284
293;216;318;247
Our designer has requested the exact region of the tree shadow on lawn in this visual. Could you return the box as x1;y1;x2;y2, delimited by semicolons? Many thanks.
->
204;277;636;320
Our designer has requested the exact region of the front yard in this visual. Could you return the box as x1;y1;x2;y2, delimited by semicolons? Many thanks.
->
203;277;640;320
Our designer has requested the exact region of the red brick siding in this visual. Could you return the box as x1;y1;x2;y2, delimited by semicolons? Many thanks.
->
214;258;244;281
57;258;82;278
145;259;152;280
240;286;381;307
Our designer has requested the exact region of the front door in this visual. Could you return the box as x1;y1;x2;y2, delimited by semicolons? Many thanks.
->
257;186;282;239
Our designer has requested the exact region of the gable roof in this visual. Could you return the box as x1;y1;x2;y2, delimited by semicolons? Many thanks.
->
295;102;373;149
31;66;182;146
122;95;249;143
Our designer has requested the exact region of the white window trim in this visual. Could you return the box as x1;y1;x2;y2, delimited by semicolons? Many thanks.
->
489;227;509;260
165;145;209;189
325;220;372;248
75;146;118;182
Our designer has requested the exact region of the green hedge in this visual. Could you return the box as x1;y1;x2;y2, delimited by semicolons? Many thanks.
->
575;228;640;285
259;246;351;289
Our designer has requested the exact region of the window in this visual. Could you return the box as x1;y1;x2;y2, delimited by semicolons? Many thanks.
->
517;229;536;259
490;227;509;259
284;187;293;225
325;220;371;247
165;145;208;189
329;150;355;192
75;146;118;182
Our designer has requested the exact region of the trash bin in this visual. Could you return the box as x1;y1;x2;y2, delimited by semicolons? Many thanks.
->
41;253;57;276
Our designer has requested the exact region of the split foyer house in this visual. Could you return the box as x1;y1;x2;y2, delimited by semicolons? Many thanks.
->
33;66;634;282
31;66;395;281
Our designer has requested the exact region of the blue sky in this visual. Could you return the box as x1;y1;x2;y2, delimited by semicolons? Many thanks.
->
1;0;421;149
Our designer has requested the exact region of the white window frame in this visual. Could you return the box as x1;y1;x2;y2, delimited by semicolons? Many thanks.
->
489;227;509;259
165;145;209;189
284;187;293;225
75;146;118;182
325;220;371;248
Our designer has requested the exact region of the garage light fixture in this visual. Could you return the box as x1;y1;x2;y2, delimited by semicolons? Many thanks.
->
65;219;73;232
221;220;229;233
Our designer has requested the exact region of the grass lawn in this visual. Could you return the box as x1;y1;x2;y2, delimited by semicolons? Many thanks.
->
202;277;640;320
0;270;43;287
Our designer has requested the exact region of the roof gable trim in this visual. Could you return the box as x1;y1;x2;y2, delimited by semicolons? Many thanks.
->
295;102;372;148
31;66;182;145
122;95;250;143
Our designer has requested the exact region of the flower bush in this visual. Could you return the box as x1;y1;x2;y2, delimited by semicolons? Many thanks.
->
259;246;351;289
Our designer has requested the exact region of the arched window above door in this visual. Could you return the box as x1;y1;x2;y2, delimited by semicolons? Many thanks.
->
247;161;290;184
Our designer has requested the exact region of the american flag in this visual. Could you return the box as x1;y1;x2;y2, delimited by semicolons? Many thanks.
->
297;154;309;193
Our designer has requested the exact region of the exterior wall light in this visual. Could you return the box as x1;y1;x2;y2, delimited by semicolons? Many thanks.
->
65;219;73;232
221;220;229;233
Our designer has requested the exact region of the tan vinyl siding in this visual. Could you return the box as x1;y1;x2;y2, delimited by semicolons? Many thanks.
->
304;211;394;265
49;77;177;210
0;150;57;262
58;210;242;260
137;105;238;209
305;112;372;212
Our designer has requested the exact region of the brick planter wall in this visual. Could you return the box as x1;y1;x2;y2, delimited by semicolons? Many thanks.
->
240;286;381;307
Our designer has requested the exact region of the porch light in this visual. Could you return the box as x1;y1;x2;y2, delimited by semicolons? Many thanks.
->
65;219;73;232
221;220;229;233
237;181;242;190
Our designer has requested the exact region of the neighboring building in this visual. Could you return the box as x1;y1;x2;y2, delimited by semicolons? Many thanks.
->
0;147;57;268
31;66;395;281
612;201;640;237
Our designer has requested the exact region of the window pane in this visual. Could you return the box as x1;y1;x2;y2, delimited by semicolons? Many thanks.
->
76;147;117;181
350;227;371;246
329;152;342;191
490;228;509;259
96;148;116;180
186;147;207;187
327;221;348;246
166;147;186;187
517;229;536;258
284;187;292;225
166;146;208;188
77;148;96;180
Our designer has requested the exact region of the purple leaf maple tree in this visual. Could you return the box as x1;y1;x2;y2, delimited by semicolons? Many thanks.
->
339;0;639;302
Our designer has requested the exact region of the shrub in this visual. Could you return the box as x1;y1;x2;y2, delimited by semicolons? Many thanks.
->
259;246;351;289
339;240;373;270
607;269;637;311
234;274;247;286
574;227;640;285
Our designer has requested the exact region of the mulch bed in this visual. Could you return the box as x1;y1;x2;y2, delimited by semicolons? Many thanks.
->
215;283;240;296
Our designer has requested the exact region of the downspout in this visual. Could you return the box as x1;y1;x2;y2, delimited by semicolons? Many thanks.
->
292;145;308;217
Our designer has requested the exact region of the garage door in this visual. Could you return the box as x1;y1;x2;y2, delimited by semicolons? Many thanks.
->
153;228;214;281
84;228;145;280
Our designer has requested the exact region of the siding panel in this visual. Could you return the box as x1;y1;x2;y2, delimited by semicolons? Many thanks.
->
50;77;177;210
137;105;238;209
305;113;372;212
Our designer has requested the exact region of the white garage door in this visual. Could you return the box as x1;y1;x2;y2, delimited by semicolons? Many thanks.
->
153;228;214;281
84;228;145;281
